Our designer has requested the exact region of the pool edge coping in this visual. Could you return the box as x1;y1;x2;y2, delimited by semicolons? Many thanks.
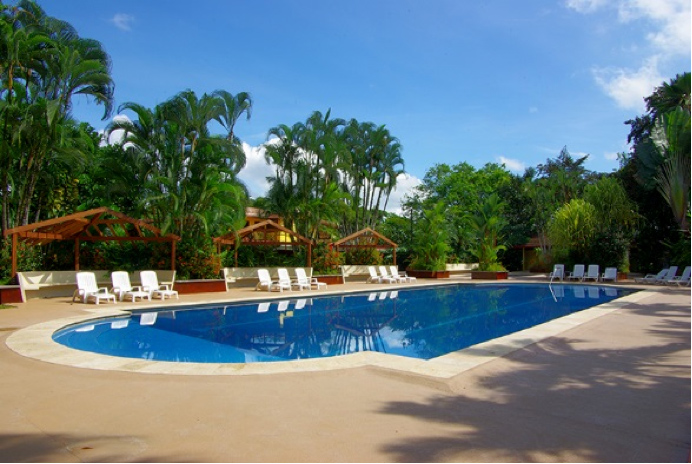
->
5;285;653;379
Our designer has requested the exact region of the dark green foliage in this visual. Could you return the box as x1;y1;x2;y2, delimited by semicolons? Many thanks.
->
344;247;382;265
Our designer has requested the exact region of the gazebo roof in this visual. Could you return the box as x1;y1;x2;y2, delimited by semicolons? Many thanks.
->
3;207;179;277
214;219;312;247
3;207;180;244
331;227;397;249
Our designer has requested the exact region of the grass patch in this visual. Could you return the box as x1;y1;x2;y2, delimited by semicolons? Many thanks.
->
0;304;16;309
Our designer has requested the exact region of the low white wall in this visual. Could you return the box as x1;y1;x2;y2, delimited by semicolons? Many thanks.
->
222;267;313;280
17;269;176;302
445;263;478;273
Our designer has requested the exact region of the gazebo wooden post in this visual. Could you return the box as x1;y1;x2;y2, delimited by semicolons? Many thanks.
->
74;238;80;270
11;233;17;278
171;240;176;270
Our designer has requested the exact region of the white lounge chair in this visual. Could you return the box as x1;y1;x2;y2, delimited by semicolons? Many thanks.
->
276;268;294;292
655;266;678;285
390;265;416;283
666;266;690;286
140;270;179;299
111;271;150;302
291;268;311;291
567;264;585;281
635;268;668;284
294;268;326;290
600;267;617;282
256;269;274;291
548;264;564;281
74;271;117;305
583;265;600;282
367;266;388;283
379;266;401;283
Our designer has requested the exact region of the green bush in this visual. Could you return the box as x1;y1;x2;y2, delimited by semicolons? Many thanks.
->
0;237;44;283
344;247;382;265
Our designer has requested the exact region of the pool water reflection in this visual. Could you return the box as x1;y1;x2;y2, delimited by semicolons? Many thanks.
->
53;284;634;363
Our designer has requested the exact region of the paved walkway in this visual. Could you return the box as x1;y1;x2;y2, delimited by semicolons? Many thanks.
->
0;277;689;462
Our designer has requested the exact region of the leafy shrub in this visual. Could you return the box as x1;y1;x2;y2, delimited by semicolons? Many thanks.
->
174;237;220;279
344;247;382;265
0;237;44;283
312;244;343;275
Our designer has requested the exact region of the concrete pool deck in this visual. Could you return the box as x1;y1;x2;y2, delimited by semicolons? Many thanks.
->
0;275;689;462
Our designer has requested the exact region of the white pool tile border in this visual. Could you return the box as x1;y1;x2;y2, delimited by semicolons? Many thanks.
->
5;287;653;379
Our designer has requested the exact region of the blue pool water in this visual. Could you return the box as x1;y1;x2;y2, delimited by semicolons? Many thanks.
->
53;284;634;363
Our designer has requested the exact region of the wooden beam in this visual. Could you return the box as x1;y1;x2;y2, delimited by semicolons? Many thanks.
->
74;238;80;271
11;233;17;278
18;231;65;240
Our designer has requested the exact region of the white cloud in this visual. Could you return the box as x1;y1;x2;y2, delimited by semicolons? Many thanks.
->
385;173;422;215
565;0;610;13
497;156;526;173
238;142;273;198
592;57;663;111
568;0;690;108
617;0;691;56
111;13;135;31
604;151;619;161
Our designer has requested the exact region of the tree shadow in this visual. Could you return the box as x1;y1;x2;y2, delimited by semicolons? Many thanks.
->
377;301;691;462
0;432;195;463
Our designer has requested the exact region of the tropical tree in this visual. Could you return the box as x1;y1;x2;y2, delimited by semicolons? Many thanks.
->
409;202;451;271
467;193;508;271
261;111;404;240
106;89;251;239
547;199;597;266
0;0;114;232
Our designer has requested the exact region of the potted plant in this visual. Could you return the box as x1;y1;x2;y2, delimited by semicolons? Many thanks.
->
468;194;509;280
407;203;451;278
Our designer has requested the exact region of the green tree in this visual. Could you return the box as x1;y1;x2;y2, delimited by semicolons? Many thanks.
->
467;193;508;271
409;202;451;271
547;199;597;265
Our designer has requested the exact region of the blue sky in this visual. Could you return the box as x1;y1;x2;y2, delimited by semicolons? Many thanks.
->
42;0;690;208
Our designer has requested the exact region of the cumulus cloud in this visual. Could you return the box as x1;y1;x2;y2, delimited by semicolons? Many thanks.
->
568;0;690;109
385;173;422;215
592;57;663;110
497;156;526;173
237;142;273;198
111;13;135;31
617;0;691;56
565;0;610;13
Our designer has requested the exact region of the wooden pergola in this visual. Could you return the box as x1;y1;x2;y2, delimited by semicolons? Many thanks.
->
3;207;180;278
330;227;398;265
214;219;313;267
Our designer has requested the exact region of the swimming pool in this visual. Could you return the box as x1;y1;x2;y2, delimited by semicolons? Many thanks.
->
53;283;634;364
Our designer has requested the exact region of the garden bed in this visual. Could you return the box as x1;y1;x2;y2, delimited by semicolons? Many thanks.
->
175;279;227;294
470;271;509;280
0;286;22;304
314;275;344;285
406;270;450;279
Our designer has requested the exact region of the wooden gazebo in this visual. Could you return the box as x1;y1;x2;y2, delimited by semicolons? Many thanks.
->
330;227;398;264
214;219;313;267
3;207;180;278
